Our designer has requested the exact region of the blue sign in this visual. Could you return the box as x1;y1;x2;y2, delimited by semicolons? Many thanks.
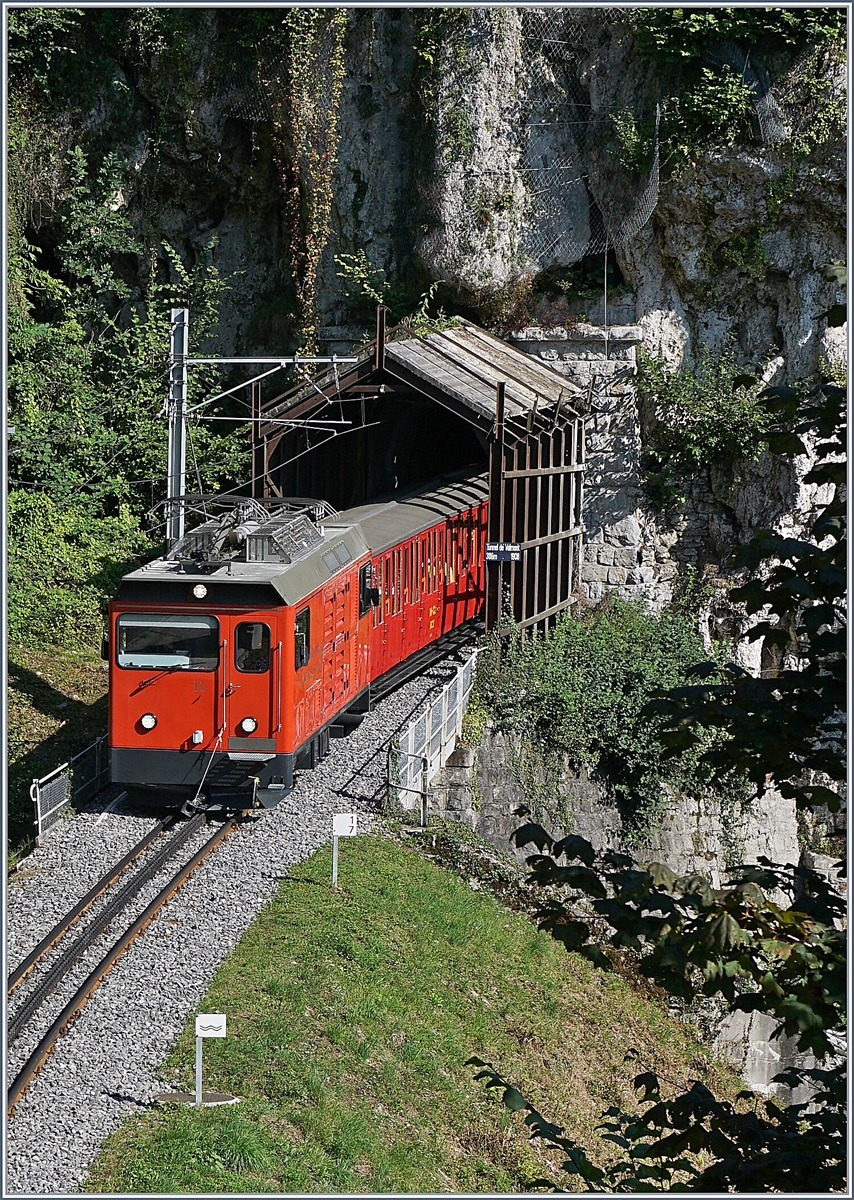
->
485;542;521;563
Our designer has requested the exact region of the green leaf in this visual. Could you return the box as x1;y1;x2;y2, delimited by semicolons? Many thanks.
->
551;834;596;866
511;823;553;852
705;911;743;951
645;862;678;890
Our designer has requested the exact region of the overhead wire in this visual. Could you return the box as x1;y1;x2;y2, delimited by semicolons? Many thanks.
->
141;418;386;539
185;417;208;521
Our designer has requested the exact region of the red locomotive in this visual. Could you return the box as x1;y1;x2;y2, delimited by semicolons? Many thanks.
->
108;473;488;810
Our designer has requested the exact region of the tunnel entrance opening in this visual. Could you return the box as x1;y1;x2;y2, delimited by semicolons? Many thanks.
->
255;309;588;632
263;389;485;512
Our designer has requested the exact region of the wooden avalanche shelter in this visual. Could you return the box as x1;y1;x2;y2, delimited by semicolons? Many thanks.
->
254;310;587;632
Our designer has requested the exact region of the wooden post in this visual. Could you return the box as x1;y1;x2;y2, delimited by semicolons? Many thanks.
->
486;381;505;632
375;305;387;371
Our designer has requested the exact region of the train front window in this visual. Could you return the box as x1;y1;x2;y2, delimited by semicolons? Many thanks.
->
235;622;271;673
116;614;219;671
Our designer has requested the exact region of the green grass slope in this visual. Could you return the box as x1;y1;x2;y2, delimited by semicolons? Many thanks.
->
7;645;109;862
88;835;737;1194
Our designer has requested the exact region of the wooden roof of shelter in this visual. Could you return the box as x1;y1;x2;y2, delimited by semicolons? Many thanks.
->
256;311;589;634
260;317;588;441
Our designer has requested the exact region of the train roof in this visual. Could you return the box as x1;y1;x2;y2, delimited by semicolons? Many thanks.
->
338;472;488;555
117;473;488;607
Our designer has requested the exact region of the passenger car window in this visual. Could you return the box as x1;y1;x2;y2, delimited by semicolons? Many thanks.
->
295;607;310;669
235;622;271;673
359;563;374;618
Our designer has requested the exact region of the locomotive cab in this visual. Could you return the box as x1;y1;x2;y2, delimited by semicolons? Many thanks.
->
109;496;372;810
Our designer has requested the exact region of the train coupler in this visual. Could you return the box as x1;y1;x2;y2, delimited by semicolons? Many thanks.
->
180;793;211;818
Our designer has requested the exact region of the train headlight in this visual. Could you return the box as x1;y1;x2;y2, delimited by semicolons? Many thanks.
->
240;716;258;733
192;583;207;599
140;712;158;731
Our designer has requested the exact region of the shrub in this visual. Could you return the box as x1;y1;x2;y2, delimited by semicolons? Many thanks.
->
473;598;750;840
637;346;772;494
8;491;151;649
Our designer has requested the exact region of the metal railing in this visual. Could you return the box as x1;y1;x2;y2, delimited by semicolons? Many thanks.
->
388;651;480;822
30;735;110;843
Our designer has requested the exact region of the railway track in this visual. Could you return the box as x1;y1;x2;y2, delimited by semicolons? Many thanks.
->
6;652;466;1192
7;812;240;1116
7;812;177;997
7;636;479;1121
370;619;482;705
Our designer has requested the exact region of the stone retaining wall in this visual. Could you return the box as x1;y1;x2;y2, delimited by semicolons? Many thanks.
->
430;728;799;881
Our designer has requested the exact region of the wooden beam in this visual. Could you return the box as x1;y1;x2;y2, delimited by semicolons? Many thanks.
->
382;362;494;433
502;463;585;479
486;381;505;633
260;359;376;430
520;525;583;552
518;595;576;629
375;305;386;371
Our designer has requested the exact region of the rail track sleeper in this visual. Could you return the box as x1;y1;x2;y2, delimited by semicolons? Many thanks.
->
7;815;177;996
7;818;239;1117
8;815;206;1044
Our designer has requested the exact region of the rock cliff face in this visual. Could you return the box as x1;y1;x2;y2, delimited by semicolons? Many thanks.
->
428;731;800;883
63;10;845;369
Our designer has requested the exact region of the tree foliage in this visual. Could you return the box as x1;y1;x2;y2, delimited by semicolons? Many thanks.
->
650;380;846;813
7;115;243;648
633;7;847;64
639;345;772;470
471;380;847;1191
624;7;846;175
637;345;775;508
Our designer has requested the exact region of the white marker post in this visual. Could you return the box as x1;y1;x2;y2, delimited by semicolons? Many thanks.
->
195;1013;226;1107
331;813;358;887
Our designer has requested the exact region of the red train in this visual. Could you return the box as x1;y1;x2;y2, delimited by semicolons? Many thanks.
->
107;473;488;810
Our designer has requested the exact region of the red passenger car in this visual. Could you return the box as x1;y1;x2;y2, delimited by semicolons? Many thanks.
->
108;474;488;809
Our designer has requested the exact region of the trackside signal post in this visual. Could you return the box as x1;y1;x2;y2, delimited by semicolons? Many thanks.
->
332;813;358;886
155;1012;238;1108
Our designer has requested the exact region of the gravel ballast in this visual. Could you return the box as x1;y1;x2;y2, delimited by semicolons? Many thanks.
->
5;658;466;1195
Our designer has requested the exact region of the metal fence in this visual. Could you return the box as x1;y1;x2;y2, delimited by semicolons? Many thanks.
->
30;734;110;843
388;652;480;823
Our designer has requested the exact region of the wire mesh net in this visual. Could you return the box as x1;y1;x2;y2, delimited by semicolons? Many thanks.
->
416;7;661;277
213;10;837;283
213;19;344;171
419;7;830;280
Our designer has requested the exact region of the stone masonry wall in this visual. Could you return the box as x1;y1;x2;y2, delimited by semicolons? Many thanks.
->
430;728;799;883
509;321;793;620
